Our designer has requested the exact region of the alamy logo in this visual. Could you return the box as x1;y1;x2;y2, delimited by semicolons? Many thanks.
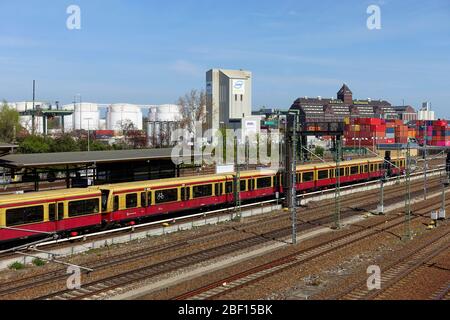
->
367;265;381;290
67;265;81;289
66;5;81;30
367;5;382;30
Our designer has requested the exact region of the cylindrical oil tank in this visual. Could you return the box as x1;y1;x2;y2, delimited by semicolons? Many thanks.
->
61;104;75;132
14;102;44;134
148;104;182;122
107;104;143;130
73;103;100;131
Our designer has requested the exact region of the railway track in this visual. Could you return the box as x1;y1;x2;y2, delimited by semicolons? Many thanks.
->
0;175;443;299
333;230;449;300
39;198;441;300
170;206;445;300
430;281;450;300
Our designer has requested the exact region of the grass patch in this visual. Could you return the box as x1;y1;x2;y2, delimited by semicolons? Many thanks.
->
32;258;46;267
8;261;25;270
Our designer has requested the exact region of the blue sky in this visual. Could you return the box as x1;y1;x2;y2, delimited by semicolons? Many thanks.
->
1;0;449;116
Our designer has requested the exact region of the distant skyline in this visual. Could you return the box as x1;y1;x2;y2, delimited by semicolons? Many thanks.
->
1;1;449;117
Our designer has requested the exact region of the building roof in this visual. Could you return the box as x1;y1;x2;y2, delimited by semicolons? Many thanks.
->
338;84;353;95
0;143;18;156
0;148;197;168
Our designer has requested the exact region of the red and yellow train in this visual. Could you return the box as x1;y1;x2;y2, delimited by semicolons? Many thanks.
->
0;156;405;246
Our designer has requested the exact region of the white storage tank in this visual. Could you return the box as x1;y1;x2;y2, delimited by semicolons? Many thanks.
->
148;104;182;122
107;104;143;130
14;102;44;134
73;103;100;131
62;104;75;132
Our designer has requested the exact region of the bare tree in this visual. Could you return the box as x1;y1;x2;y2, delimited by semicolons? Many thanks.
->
177;89;207;137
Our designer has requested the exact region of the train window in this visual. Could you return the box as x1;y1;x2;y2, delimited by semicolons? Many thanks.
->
346;167;350;176
141;192;147;207
6;205;44;226
58;203;64;220
257;177;272;189
303;172;314;182
193;185;213;198
126;193;138;209
155;189;178;204
181;187;190;201
215;183;219;196
240;180;247;191
113;196;119;211
318;170;329;180
335;168;345;177
296;173;301;183
225;182;233;194
249;179;255;191
49;204;56;222
364;165;369;173
274;175;279;188
101;190;110;212
351;166;358;175
68;199;99;217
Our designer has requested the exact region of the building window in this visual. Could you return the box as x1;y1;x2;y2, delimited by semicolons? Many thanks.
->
235;94;238;101
240;95;243;101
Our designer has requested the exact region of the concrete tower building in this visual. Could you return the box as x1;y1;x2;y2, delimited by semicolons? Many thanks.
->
206;69;252;141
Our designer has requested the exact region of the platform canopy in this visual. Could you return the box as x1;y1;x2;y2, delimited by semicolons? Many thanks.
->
0;143;18;156
0;148;197;168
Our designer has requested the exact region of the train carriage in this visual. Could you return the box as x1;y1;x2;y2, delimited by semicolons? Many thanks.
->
0;156;405;246
0;189;102;244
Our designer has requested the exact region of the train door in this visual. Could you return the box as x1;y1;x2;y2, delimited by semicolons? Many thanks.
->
48;202;64;232
48;202;57;233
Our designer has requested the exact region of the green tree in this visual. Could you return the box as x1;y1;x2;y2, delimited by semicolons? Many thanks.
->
50;134;80;152
19;135;52;153
0;101;21;143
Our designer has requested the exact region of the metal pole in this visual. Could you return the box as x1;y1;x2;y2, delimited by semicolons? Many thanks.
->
404;142;412;240
334;137;341;229
87;119;90;152
291;114;297;244
32;80;35;135
378;176;385;215
423;124;428;200
234;135;241;221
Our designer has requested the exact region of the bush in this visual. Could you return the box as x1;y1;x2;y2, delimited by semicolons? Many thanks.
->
32;258;46;267
314;146;325;158
8;261;25;270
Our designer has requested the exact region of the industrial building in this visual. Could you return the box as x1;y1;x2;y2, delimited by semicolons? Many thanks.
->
290;84;408;123
206;69;255;142
418;102;436;121
392;106;418;121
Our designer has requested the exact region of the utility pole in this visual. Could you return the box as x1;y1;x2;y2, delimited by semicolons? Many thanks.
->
32;80;36;135
234;135;241;221
333;137;341;229
423;124;428;200
404;142;412;240
291;114;297;244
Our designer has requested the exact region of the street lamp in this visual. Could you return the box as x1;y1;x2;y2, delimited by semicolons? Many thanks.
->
86;118;93;152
